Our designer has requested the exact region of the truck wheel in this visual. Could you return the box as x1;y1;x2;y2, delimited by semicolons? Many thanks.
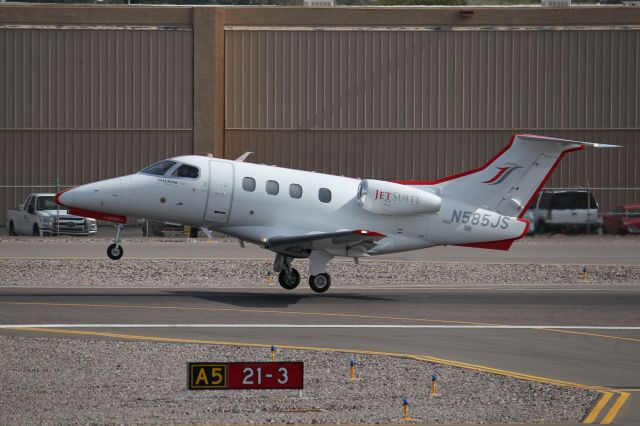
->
537;220;547;234
33;224;42;237
9;221;16;236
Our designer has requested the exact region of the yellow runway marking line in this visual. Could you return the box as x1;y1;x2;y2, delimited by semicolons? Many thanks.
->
10;327;629;424
412;355;604;390
11;326;604;391
0;301;498;326
541;328;640;344
582;392;613;424
11;327;427;359
601;392;630;425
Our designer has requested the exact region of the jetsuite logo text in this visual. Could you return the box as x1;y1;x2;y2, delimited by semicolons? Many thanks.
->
373;190;422;205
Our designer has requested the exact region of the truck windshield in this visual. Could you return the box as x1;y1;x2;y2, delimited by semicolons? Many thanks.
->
550;192;598;210
36;196;58;211
139;160;177;176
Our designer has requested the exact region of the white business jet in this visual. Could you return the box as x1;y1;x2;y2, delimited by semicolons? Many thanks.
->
55;134;616;293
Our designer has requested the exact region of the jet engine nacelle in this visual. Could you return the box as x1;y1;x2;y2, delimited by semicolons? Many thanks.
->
357;179;441;216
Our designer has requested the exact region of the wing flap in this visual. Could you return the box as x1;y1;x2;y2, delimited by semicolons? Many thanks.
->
266;229;385;257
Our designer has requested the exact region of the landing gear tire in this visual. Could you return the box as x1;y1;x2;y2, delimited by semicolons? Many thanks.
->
107;243;124;260
309;273;331;293
278;268;300;290
9;222;16;236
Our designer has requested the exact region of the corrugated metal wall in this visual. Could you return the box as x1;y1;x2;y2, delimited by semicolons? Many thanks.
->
0;26;193;224
225;27;640;211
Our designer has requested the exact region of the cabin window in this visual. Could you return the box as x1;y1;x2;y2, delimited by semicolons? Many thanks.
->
242;177;256;192
289;184;303;199
318;188;332;203
266;180;279;195
139;160;177;176
172;164;199;179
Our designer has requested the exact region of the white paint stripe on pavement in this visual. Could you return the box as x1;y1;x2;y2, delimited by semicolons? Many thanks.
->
1;324;639;329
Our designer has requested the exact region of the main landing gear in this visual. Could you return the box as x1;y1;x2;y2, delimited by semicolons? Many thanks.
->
273;250;334;293
274;254;300;290
308;250;333;293
106;224;124;260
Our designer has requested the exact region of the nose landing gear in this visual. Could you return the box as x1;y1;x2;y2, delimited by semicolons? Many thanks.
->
106;224;124;260
278;269;301;290
274;254;300;290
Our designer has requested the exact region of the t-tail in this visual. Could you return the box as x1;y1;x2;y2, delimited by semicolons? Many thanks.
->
401;134;619;219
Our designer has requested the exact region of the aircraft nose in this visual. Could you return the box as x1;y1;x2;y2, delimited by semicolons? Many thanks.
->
54;177;129;214
54;188;74;207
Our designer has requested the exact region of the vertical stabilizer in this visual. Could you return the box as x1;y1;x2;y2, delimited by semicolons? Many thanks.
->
400;134;618;218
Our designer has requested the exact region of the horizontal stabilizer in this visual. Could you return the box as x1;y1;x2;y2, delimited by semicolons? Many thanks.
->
515;134;620;149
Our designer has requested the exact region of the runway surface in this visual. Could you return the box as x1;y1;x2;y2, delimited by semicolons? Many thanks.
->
1;285;639;425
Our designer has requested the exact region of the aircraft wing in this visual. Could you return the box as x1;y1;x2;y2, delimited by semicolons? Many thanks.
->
265;229;386;257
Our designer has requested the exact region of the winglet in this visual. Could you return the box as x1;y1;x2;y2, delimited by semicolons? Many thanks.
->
235;152;254;162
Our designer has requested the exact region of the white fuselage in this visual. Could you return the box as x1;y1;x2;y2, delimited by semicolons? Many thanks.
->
59;155;525;257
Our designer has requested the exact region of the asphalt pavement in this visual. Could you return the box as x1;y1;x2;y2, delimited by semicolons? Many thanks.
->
0;286;638;425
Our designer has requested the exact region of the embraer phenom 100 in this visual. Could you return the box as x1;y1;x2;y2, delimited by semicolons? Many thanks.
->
55;134;617;293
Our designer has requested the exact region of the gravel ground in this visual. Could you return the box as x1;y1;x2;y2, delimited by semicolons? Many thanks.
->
0;335;598;425
1;257;639;287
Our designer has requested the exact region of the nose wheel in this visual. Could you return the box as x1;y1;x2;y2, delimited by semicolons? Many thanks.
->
273;254;300;290
107;243;124;260
106;224;125;260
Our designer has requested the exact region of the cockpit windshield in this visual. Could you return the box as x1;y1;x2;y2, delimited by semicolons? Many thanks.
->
139;160;177;176
172;164;199;179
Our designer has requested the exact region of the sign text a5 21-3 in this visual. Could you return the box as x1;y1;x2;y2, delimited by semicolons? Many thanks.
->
188;362;303;390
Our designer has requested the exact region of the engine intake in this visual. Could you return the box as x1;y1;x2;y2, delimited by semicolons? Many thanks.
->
357;179;441;216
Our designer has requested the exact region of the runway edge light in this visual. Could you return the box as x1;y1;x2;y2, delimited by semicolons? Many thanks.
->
349;359;358;382
401;398;412;421
430;374;439;397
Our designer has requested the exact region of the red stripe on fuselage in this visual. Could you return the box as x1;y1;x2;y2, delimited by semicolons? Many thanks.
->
392;134;518;186
68;207;127;224
457;218;530;251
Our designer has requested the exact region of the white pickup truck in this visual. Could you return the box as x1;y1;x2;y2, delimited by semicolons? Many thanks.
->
6;193;98;236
